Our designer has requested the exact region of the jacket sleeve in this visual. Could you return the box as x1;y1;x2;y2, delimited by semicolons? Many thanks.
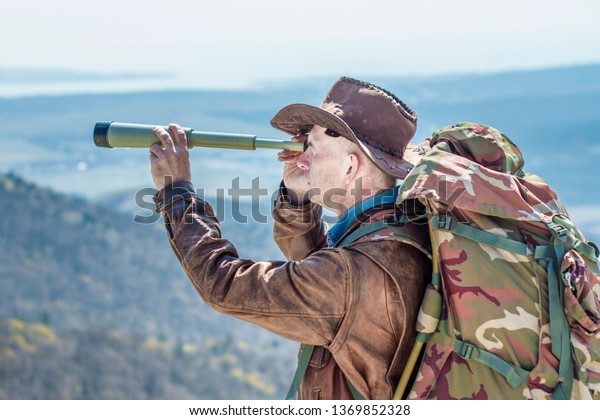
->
153;181;348;346
272;181;328;260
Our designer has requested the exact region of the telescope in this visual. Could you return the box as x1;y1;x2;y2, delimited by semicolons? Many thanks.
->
93;121;305;152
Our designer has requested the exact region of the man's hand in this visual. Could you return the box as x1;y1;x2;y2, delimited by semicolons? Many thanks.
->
277;132;310;204
150;123;192;191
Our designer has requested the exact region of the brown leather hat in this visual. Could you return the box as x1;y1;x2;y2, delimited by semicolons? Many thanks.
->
270;76;421;179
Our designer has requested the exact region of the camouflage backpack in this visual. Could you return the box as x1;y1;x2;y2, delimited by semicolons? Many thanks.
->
388;123;600;400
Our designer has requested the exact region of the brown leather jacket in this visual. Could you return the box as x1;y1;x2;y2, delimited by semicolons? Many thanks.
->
154;181;430;400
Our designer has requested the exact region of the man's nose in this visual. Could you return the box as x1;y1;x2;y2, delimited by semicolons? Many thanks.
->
296;153;309;171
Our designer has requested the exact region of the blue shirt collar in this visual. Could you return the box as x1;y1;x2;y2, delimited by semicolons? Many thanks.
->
326;185;399;247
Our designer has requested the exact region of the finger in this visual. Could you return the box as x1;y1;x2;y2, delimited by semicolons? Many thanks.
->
150;143;166;158
278;150;300;161
152;126;175;152
291;134;307;143
168;123;188;149
281;150;302;157
278;155;302;163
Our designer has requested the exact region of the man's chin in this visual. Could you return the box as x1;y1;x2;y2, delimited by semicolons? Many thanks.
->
309;195;349;217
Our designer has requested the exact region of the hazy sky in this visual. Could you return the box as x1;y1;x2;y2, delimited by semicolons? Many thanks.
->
2;0;599;88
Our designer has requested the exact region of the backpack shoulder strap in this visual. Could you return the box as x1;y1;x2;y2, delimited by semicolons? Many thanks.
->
285;344;314;400
285;344;366;400
338;215;432;258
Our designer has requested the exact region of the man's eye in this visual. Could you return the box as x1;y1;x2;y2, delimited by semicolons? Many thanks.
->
324;129;340;137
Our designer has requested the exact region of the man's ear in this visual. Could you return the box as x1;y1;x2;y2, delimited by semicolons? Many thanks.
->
345;153;360;181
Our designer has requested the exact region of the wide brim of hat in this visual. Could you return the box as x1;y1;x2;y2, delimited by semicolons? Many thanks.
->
271;103;423;179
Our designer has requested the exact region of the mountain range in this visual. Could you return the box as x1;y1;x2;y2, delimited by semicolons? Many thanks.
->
0;64;598;399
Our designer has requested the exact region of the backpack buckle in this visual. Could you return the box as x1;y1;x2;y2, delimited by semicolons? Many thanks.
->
548;221;568;241
455;341;475;359
437;214;453;230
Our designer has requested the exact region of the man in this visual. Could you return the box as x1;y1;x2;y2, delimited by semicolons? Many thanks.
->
149;77;431;399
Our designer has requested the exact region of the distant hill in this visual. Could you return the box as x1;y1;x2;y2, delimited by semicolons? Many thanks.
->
0;173;295;399
0;63;597;207
0;68;173;83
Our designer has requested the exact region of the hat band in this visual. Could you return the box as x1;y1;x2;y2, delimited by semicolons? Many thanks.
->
356;132;404;159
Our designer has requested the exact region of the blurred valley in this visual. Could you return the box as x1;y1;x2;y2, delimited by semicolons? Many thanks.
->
0;174;295;399
0;64;599;399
